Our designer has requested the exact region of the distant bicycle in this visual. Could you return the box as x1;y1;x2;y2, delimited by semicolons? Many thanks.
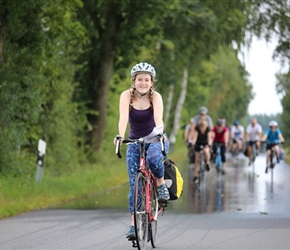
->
197;145;206;187
246;141;257;170
214;143;223;175
265;142;283;183
230;140;240;165
193;144;211;186
187;142;195;165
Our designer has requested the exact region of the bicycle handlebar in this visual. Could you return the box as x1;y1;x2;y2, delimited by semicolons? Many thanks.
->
115;134;166;159
260;141;284;144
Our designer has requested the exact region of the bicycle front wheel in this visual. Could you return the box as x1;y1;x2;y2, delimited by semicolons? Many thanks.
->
134;172;149;250
149;181;158;248
216;156;222;173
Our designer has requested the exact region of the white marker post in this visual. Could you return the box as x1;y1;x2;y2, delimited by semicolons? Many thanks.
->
35;139;46;182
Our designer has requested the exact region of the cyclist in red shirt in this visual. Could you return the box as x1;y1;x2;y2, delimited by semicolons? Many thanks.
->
212;118;229;175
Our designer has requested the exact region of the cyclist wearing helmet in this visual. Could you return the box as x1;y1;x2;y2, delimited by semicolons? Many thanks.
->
245;118;262;166
191;119;213;183
212;118;229;175
113;62;170;240
261;120;284;173
230;120;244;154
189;106;213;141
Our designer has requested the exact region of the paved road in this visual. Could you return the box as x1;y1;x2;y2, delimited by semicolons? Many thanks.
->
1;154;290;249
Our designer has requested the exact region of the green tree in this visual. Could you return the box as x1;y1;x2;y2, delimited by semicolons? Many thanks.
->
206;46;253;122
75;0;171;153
0;0;86;175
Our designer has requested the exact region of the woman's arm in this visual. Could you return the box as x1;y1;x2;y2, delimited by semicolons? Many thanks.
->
152;91;164;133
118;90;130;138
192;128;198;145
189;119;195;143
207;130;213;146
261;133;268;142
224;130;229;147
279;133;285;143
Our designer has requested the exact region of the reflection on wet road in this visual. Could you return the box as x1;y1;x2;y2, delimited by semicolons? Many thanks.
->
59;153;290;215
182;153;290;214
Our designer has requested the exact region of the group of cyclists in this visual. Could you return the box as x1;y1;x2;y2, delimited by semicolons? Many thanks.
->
184;106;229;183
184;106;285;183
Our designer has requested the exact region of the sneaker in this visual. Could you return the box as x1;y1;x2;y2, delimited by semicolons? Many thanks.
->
157;184;169;201
265;167;268;173
192;176;199;183
205;164;210;172
221;169;226;175
276;156;280;164
126;226;136;240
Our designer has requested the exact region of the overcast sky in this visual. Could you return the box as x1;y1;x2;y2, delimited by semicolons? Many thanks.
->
240;37;283;116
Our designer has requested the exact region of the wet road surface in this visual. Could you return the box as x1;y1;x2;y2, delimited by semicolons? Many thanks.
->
183;153;290;214
1;153;290;249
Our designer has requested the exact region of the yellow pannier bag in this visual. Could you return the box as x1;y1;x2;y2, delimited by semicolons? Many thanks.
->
163;157;183;200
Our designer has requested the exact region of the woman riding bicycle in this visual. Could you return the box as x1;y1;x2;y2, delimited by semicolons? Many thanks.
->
113;62;170;240
261;120;284;173
212;118;229;175
191;119;212;183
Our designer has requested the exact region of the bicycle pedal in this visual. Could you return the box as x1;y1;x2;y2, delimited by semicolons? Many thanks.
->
159;200;169;208
127;236;136;241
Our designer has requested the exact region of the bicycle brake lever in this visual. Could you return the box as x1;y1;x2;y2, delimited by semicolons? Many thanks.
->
115;136;123;158
159;134;167;156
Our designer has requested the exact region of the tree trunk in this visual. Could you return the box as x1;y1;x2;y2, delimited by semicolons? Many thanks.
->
169;68;188;147
164;84;174;131
87;0;119;151
0;8;8;67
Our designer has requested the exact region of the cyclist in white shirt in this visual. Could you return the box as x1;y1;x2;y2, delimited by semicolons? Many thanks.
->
245;118;262;165
230;120;244;154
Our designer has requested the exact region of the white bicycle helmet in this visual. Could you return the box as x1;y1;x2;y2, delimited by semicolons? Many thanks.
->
269;120;278;127
131;62;156;77
199;106;208;115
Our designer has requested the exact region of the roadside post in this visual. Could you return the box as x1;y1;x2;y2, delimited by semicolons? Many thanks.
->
35;139;46;182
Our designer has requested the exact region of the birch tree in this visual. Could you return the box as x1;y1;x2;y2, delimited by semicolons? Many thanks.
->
169;68;188;147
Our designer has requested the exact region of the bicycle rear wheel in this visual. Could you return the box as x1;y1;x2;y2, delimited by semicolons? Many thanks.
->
199;155;205;187
215;147;222;174
270;150;275;184
134;172;149;250
149;181;158;248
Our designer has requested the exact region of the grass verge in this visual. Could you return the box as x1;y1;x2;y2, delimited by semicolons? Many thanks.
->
0;141;188;220
0;163;128;219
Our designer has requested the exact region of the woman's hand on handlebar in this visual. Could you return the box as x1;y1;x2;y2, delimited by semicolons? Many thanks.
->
114;135;123;145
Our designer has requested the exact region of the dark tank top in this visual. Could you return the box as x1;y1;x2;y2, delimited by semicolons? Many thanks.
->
129;107;155;138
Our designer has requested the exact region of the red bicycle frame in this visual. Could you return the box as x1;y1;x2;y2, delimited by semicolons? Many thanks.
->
138;139;163;222
116;135;166;221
